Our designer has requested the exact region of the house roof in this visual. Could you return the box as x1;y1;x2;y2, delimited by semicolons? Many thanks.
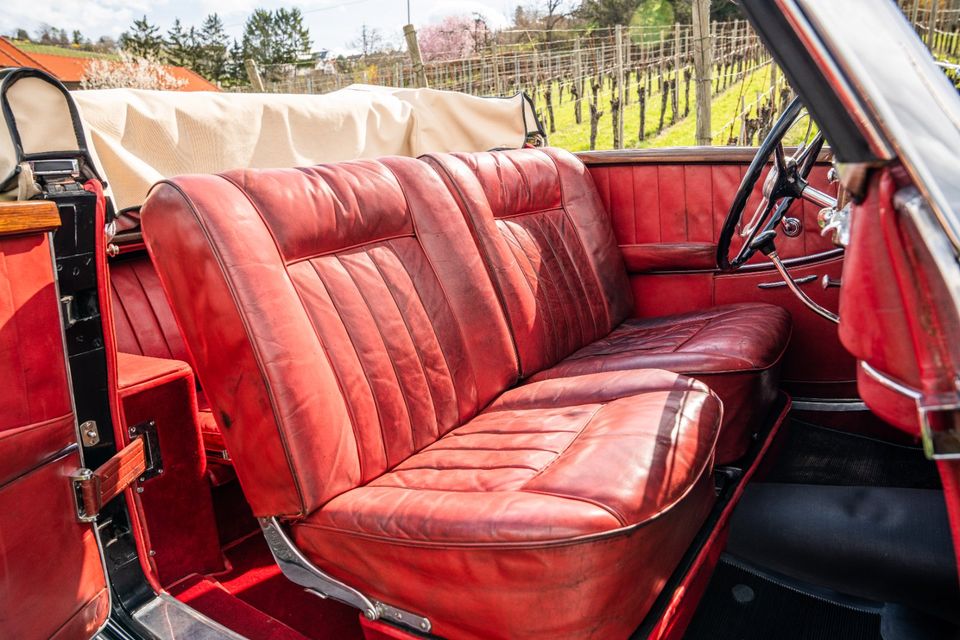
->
0;37;48;70
0;37;220;92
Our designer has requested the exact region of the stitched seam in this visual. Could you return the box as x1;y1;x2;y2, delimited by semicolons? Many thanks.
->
337;251;418;464
423;445;561;454
283;233;416;265
522;488;627;526
420;155;524;376
521;403;603;485
392;464;541;473
380;162;483;415
538;211;595;345
542;150;618;332
127;259;174;359
111;278;145;356
304;259;372;481
501;220;561;368
385;242;464;426
368;244;444;444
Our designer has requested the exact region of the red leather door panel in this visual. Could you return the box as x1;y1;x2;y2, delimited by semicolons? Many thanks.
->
583;149;855;398
0;214;110;639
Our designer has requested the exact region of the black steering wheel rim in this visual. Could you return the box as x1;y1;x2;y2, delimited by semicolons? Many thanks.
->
716;97;822;271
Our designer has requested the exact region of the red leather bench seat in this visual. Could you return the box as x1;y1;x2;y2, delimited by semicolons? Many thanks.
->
141;157;721;639
424;148;791;462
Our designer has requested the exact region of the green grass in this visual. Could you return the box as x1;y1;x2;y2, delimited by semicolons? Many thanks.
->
533;62;785;151
14;41;118;60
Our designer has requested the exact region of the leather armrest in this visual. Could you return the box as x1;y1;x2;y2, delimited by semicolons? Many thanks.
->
620;242;718;273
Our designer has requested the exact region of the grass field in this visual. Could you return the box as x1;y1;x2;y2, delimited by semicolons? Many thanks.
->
536;61;780;152
13;41;118;60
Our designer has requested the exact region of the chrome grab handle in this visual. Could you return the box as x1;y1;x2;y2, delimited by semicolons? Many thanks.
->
758;274;817;289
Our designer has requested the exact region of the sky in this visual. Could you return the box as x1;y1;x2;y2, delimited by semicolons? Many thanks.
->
4;0;524;55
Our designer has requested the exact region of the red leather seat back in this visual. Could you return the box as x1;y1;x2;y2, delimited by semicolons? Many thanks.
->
142;158;519;517
111;254;193;366
425;148;634;376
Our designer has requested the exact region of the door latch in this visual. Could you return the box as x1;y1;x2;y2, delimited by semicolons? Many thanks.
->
71;421;162;522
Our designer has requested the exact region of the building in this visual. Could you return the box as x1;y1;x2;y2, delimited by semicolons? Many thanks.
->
0;37;219;91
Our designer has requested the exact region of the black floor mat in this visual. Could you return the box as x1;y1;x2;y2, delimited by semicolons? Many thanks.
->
763;420;941;489
684;557;882;640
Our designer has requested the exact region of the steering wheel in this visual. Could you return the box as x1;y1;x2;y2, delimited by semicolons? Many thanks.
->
717;97;830;271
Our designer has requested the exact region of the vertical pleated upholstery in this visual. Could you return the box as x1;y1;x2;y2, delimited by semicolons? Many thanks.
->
142;157;518;516
424;147;634;377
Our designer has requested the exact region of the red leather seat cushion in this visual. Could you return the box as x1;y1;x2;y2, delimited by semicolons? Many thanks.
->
529;303;791;462
293;370;719;639
424;148;791;462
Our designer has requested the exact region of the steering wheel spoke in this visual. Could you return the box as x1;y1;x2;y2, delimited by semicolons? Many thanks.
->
717;97;826;271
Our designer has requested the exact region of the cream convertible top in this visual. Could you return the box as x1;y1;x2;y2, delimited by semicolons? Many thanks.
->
0;71;541;210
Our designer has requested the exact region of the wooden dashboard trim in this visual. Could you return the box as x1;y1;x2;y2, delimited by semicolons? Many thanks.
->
577;146;834;166
0;201;61;237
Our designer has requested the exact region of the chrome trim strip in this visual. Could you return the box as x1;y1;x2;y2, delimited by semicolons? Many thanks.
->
792;399;868;412
133;594;246;639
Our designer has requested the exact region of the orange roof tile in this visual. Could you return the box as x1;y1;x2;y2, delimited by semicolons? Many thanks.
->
0;37;220;92
0;37;51;72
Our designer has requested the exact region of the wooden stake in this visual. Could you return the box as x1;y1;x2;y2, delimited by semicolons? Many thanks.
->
404;24;428;88
692;0;713;145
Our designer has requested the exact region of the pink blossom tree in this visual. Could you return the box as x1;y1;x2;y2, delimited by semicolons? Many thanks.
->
417;14;492;61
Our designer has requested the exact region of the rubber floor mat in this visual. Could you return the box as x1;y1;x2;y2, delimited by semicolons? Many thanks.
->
763;420;941;489
684;558;881;640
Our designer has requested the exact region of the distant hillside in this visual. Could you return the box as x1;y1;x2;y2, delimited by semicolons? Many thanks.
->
12;41;118;60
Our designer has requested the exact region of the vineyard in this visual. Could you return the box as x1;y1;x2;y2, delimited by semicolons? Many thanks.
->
252;3;958;152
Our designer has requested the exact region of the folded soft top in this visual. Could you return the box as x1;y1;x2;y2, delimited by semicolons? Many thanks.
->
0;69;541;210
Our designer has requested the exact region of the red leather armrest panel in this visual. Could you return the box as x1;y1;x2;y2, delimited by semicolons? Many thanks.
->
620;242;717;273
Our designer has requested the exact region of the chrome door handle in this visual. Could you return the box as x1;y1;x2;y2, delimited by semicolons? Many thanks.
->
757;274;817;289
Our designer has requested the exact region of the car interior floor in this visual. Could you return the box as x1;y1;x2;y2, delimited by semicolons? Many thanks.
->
685;413;960;640
136;401;960;640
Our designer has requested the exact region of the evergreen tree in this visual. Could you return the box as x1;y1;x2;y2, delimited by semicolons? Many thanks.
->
225;39;247;87
165;19;194;67
119;16;163;59
242;7;311;80
198;14;230;84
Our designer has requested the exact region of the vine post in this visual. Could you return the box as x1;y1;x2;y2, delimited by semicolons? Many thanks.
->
692;0;713;145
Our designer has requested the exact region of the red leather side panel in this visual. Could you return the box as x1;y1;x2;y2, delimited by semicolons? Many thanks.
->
621;242;717;273
117;352;224;585
588;158;853;396
0;233;109;639
589;162;836;261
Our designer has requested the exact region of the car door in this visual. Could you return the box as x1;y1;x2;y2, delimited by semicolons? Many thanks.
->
0;200;111;639
581;147;855;400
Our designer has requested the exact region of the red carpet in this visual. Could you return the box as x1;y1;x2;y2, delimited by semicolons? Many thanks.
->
172;533;362;640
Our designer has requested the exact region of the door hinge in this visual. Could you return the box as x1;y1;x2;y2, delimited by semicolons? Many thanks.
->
71;420;162;522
